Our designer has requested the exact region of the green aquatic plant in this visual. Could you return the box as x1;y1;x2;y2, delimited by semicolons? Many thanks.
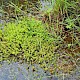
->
0;17;57;72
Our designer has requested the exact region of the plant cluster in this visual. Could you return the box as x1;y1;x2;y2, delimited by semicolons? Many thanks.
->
40;0;80;74
0;0;80;75
0;17;57;72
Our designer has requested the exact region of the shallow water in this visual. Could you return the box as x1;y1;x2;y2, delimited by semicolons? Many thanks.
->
40;0;54;11
0;61;80;80
0;61;58;80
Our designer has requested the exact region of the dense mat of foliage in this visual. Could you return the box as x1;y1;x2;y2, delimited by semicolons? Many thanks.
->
0;0;80;76
0;17;56;70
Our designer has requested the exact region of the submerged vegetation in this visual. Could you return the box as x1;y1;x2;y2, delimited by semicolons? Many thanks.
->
0;0;80;79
